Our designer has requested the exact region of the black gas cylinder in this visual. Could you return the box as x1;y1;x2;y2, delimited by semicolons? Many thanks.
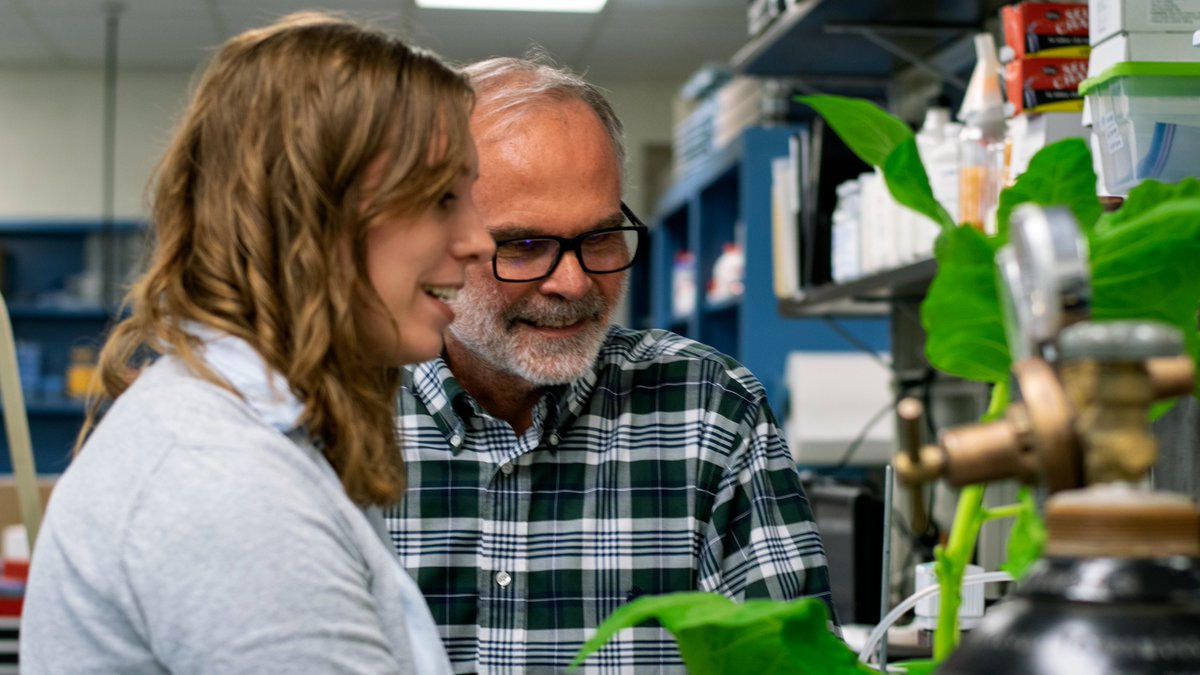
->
937;555;1200;674
938;486;1200;675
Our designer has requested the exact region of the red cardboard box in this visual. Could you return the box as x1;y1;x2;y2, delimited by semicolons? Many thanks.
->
1002;2;1090;59
1003;57;1088;114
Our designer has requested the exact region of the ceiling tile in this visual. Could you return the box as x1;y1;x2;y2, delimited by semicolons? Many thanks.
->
0;7;56;65
410;9;594;65
1;0;761;82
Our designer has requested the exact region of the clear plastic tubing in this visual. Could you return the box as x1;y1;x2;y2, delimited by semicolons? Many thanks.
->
857;571;1014;667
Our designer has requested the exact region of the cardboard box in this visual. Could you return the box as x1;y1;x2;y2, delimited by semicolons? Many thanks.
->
1090;0;1200;45
1003;2;1091;58
0;477;55;542
1089;30;1200;75
1005;57;1090;113
1008;111;1090;179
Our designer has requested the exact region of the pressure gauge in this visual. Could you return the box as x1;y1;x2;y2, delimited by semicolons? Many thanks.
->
995;204;1091;363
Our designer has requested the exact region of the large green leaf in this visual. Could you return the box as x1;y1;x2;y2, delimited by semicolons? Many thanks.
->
799;95;955;233
570;593;871;674
569;593;729;670
1089;183;1200;397
1092;177;1200;237
995;138;1103;241
882;138;957;233
780;600;876;674
796;94;912;167
920;226;1010;383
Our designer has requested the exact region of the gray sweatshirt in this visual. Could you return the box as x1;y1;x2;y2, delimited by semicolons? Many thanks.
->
20;341;450;674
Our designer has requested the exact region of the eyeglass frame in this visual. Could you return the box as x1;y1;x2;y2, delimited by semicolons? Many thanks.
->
490;202;648;283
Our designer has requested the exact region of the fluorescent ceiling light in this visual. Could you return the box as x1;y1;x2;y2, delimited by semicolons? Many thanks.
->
415;0;607;12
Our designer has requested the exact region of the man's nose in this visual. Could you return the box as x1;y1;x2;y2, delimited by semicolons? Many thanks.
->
538;249;593;299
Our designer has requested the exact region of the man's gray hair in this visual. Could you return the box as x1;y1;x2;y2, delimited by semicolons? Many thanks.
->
461;53;626;186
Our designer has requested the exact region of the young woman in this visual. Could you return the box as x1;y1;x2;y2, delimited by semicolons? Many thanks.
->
20;12;492;673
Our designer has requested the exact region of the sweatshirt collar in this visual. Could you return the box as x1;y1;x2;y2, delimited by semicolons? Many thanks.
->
189;324;305;434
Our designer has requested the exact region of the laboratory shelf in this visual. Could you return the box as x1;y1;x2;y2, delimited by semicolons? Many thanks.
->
779;258;936;317
733;0;997;87
0;219;142;475
649;126;890;418
7;305;114;320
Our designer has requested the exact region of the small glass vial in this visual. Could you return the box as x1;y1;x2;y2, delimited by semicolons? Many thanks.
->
958;128;1005;232
65;346;102;399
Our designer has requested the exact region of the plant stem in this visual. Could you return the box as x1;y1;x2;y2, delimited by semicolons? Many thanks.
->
932;379;1011;662
932;485;984;661
982;504;1024;521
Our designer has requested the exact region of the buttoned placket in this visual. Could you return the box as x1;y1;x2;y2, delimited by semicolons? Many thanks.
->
474;406;550;668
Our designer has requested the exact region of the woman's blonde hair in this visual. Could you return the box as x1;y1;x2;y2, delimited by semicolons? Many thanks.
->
83;11;473;505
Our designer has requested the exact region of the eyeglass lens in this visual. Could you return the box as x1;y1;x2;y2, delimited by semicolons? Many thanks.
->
495;226;641;281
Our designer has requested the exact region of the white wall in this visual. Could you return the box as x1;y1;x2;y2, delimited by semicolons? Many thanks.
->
580;78;677;327
0;67;192;220
595;78;676;216
0;66;676;222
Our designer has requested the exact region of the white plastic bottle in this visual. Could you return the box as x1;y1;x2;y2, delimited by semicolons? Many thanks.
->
918;104;961;219
672;250;696;318
859;171;885;276
831;178;862;283
709;242;744;302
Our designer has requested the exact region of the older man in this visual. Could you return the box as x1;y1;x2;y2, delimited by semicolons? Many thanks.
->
386;56;833;674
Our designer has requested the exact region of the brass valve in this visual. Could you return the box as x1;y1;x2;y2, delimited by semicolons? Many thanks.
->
896;398;930;535
894;321;1194;495
894;358;1072;491
1060;322;1192;485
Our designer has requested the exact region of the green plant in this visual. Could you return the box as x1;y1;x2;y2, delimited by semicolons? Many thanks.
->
799;93;1199;659
571;94;1200;673
569;593;931;674
800;95;1200;398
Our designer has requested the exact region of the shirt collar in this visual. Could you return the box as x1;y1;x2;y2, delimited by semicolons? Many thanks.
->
401;326;637;452
404;352;592;455
188;324;306;434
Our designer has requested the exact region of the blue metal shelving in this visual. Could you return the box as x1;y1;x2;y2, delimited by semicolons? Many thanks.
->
649;126;890;421
0;220;143;474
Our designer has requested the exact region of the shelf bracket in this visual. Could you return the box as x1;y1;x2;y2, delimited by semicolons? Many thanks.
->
823;22;971;92
786;74;893;96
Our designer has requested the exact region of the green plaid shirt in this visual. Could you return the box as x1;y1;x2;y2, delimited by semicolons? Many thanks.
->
385;327;832;674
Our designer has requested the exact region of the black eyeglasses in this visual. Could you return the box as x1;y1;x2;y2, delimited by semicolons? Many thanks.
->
491;202;647;283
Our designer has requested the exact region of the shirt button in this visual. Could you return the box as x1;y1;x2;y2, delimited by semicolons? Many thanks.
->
548;433;560;446
500;462;514;475
495;571;512;587
449;433;462;447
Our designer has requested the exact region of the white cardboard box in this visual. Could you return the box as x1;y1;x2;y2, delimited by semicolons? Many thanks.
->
1090;0;1200;46
785;351;895;465
1083;30;1200;125
1008;111;1090;179
1090;30;1199;76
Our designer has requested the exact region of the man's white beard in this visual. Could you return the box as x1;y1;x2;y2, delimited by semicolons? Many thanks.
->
447;277;625;386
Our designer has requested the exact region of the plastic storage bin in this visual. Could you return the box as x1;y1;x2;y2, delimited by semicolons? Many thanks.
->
1079;62;1200;195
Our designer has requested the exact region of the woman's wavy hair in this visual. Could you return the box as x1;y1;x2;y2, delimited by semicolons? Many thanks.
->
81;11;474;506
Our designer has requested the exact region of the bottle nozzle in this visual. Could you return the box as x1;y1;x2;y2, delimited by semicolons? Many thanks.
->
958;32;1006;133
